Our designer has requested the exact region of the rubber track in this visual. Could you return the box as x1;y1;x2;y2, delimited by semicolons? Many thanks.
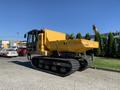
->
31;56;80;77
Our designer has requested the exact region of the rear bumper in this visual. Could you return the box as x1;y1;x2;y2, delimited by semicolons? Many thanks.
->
7;54;18;57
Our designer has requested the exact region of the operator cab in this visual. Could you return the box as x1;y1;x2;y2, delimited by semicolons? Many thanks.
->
25;30;40;53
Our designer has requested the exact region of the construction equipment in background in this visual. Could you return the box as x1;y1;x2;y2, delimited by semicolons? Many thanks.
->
25;29;99;77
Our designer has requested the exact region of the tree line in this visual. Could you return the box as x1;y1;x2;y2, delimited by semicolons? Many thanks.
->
94;29;120;58
66;25;120;58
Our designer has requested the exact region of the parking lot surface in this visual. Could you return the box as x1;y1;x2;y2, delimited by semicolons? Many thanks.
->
0;57;120;90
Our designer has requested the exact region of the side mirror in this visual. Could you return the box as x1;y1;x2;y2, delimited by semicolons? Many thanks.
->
24;34;26;38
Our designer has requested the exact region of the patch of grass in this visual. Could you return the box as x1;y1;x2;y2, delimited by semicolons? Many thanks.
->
92;57;120;71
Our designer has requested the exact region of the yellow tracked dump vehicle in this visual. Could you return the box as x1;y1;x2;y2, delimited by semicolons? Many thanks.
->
25;29;99;77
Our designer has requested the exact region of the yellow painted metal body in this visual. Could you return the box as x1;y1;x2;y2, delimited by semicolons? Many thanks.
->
37;29;99;55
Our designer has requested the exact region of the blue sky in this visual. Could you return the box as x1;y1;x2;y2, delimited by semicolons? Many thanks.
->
0;0;120;40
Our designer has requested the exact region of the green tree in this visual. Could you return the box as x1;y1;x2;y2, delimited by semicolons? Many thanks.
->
113;37;120;57
112;37;117;57
85;33;90;40
100;35;107;56
117;37;120;57
107;32;114;57
76;32;82;39
93;25;101;56
69;33;75;39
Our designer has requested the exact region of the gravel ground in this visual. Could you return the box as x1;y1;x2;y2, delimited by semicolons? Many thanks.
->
0;57;120;90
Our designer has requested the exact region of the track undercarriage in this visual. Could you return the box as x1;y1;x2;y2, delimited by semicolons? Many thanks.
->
30;54;91;77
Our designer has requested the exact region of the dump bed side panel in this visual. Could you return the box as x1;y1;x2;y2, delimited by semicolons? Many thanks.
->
46;39;99;53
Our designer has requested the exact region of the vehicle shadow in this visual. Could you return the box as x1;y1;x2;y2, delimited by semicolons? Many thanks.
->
10;61;67;77
11;61;33;69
